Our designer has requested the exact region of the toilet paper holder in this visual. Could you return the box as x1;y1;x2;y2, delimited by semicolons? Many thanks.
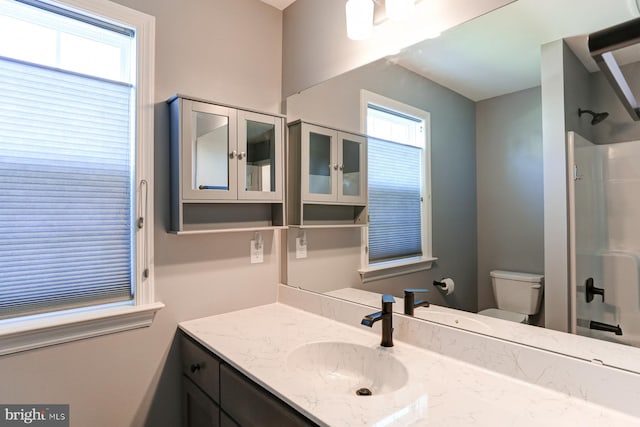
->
433;277;455;295
433;279;446;289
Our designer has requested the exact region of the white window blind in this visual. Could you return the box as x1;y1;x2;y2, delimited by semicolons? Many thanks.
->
368;136;422;261
0;54;135;317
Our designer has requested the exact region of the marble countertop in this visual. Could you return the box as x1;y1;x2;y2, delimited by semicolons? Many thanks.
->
179;303;640;426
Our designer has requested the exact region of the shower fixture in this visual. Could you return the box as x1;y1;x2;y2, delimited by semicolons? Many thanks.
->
578;108;609;125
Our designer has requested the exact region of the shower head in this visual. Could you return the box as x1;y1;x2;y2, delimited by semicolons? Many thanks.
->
579;108;609;125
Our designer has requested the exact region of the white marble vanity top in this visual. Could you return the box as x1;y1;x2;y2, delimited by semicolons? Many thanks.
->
179;303;640;426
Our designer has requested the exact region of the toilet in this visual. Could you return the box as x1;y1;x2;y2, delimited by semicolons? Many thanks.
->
478;270;544;324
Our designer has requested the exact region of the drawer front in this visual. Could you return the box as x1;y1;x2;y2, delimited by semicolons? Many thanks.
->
220;364;316;427
220;411;239;427
181;336;220;403
183;377;220;427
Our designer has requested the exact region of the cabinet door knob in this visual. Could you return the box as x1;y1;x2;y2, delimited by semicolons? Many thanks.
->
333;164;339;171
339;164;344;171
238;151;246;160
229;150;237;159
190;363;201;373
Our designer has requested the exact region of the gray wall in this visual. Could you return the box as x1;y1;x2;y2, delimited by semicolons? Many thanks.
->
563;45;595;142
476;87;544;319
541;40;572;332
287;60;478;312
0;1;283;426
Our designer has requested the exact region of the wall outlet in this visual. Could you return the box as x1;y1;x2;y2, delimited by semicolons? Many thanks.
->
296;237;307;259
250;240;263;264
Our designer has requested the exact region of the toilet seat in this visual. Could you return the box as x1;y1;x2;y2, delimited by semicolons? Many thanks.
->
478;308;527;323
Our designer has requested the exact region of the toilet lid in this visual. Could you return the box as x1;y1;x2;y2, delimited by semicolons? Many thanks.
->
479;308;527;323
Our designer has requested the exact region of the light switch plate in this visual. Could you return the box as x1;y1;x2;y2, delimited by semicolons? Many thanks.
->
296;237;307;259
250;240;264;264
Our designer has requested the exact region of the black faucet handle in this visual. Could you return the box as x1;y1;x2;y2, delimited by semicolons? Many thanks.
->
382;294;396;304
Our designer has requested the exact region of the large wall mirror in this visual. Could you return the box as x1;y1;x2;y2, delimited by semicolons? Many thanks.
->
283;0;640;373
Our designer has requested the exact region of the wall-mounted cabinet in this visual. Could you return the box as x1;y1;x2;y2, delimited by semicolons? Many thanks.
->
287;121;367;226
168;95;285;233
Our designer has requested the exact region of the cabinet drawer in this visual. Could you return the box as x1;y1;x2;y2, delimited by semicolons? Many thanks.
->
183;377;220;427
220;411;239;427
181;336;220;403
220;364;316;427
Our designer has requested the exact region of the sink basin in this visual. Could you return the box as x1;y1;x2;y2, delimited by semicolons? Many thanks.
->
286;341;408;396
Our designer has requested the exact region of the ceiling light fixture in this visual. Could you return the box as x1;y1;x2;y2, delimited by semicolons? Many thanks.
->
385;0;415;21
346;0;374;40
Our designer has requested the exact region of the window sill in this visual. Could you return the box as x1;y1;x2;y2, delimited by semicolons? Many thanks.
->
358;256;438;283
0;302;165;356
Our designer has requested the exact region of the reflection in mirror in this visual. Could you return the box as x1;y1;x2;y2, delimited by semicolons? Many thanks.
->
341;138;361;197
194;111;229;191
570;133;640;347
309;131;332;195
284;0;640;373
245;120;276;192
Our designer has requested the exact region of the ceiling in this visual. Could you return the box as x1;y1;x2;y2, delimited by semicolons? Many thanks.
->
259;0;296;10
390;0;640;101
263;0;639;101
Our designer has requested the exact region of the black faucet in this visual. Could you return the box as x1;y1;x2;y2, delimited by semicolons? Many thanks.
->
585;277;605;303
361;294;395;347
404;288;430;315
590;320;623;335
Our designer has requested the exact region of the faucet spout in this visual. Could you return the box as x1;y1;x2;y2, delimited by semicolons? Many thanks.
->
404;288;430;315
361;294;395;347
361;311;383;327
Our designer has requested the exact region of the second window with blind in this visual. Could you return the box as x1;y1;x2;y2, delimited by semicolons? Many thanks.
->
362;91;432;268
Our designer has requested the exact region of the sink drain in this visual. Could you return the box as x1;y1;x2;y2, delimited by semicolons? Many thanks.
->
356;388;372;396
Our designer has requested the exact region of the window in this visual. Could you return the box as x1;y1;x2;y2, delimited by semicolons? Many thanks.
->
359;90;435;282
0;0;161;355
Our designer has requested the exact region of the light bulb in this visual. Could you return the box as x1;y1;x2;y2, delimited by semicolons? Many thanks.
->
346;0;374;40
386;0;414;21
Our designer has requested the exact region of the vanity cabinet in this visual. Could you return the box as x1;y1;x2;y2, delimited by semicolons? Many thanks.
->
287;121;367;226
180;334;317;427
168;95;285;233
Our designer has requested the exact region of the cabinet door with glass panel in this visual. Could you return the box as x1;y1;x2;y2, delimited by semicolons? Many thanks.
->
237;110;283;201
300;123;366;205
337;131;366;205
181;99;238;200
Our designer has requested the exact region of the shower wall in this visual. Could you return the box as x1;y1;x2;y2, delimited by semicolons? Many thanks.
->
569;132;640;346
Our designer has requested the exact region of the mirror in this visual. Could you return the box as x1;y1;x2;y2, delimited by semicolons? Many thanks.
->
194;111;230;191
245;120;276;192
284;0;640;372
308;131;333;195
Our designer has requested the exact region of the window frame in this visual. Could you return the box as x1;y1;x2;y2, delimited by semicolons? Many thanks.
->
0;0;162;355
358;90;436;283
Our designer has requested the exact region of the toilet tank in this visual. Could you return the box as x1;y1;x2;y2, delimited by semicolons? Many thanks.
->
490;270;544;315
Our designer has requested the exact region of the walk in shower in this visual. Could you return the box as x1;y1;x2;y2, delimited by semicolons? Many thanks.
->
568;131;640;346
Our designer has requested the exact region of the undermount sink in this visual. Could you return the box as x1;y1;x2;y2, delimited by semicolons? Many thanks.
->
286;341;408;396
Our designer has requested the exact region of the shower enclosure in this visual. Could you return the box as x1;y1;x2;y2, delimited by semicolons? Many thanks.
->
568;131;640;346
